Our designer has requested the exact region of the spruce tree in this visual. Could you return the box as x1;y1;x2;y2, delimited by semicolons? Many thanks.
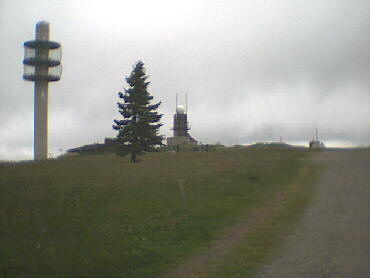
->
113;61;163;162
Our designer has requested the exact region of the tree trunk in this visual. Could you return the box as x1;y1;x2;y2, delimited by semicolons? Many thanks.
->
130;151;137;163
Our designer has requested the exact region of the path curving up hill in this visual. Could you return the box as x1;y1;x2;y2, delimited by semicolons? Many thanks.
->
257;150;370;278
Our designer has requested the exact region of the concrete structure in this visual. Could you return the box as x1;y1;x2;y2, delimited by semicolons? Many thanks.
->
67;138;118;155
23;21;62;160
167;104;197;147
309;128;325;149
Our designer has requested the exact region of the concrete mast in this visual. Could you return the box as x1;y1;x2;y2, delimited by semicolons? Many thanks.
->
23;21;62;160
34;21;49;160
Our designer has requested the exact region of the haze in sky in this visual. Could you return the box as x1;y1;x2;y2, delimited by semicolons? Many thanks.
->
0;0;369;160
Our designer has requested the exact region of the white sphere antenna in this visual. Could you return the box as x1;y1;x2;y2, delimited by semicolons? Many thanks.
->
176;105;185;114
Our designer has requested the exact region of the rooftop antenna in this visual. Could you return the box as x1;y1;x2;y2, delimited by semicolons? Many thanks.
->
176;93;178;109
316;128;318;141
185;92;188;114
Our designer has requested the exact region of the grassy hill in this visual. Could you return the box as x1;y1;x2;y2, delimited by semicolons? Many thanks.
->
0;148;321;278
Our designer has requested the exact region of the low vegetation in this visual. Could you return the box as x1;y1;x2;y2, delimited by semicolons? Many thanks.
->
0;147;320;277
206;161;321;278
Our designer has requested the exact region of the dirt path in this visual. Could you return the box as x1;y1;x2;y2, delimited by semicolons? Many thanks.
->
160;162;310;278
161;194;284;278
257;150;370;278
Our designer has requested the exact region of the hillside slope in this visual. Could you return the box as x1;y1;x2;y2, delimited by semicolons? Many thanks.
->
0;148;319;278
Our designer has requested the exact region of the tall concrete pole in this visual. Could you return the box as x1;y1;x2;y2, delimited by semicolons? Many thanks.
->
23;21;62;160
34;21;49;160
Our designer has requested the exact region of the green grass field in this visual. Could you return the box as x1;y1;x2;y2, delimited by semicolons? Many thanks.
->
0;148;320;278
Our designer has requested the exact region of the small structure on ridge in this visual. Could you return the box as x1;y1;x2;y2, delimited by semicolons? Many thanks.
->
309;128;325;150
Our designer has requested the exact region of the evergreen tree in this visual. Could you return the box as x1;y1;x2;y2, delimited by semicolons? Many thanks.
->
113;61;163;162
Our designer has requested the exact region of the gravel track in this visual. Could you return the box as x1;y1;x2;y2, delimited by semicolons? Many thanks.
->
257;150;370;278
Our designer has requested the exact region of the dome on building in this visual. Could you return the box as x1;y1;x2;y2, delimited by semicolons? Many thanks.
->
176;105;185;114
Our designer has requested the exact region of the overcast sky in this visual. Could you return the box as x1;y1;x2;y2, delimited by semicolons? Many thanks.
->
0;0;369;160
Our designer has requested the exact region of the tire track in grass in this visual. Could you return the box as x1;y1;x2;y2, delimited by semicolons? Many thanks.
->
161;163;316;278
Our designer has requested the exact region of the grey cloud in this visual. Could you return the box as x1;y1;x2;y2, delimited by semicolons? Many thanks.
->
0;0;369;160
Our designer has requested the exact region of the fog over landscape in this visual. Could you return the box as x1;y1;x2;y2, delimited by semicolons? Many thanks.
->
0;0;369;160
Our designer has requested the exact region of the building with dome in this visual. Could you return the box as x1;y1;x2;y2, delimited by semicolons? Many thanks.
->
167;104;198;147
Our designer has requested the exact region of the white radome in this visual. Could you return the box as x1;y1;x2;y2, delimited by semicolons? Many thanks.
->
176;105;185;114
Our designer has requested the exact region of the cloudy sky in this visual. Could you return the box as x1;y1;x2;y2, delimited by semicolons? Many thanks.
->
0;0;369;160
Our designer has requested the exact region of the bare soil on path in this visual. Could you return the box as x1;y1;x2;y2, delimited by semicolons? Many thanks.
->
160;150;369;278
257;150;370;278
160;154;312;278
161;193;285;278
